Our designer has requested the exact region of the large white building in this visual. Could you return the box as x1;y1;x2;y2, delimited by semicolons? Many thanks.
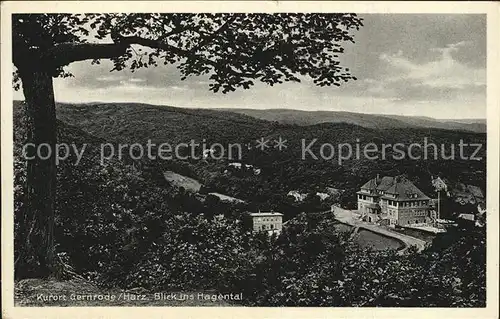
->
249;211;283;235
357;175;432;226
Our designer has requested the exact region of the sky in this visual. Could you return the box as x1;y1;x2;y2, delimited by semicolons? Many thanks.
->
14;14;487;119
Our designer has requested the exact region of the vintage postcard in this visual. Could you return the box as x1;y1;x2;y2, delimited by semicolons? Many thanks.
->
1;1;499;319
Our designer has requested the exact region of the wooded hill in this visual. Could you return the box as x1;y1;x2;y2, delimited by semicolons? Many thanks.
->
13;100;487;306
15;100;485;212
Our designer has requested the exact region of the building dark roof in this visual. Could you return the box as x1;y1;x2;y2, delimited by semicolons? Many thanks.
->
376;176;396;191
359;175;430;201
360;176;397;192
360;178;378;190
382;177;430;201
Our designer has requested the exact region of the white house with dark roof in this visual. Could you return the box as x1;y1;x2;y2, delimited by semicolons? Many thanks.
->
357;175;432;226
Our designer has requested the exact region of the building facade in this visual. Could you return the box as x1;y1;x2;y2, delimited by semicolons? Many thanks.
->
357;175;432;226
249;212;283;235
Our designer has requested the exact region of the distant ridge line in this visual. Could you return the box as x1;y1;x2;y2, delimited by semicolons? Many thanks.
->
12;100;486;133
216;107;486;133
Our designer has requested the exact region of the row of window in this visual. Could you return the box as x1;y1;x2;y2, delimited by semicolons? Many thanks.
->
359;197;430;209
384;199;401;206
358;195;373;201
256;217;281;222
365;189;398;198
399;210;427;216
381;200;429;207
401;200;429;207
405;219;424;224
261;224;277;230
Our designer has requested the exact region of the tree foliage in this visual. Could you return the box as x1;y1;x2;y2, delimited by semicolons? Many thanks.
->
13;12;363;278
13;13;363;91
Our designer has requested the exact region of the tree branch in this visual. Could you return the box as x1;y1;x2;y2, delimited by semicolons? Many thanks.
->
44;42;130;67
43;33;260;79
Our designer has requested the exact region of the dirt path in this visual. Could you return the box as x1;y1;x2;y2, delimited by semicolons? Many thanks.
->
331;206;427;254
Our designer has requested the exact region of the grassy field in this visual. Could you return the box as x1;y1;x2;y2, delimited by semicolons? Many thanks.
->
163;171;203;192
355;229;404;251
332;223;403;251
208;192;245;203
15;279;238;307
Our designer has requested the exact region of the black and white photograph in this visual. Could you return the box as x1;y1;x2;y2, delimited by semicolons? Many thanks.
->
1;1;499;318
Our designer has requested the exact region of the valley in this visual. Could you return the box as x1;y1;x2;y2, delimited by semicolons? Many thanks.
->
13;100;487;307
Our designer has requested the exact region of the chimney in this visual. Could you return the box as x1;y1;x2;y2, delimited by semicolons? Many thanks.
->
376;174;380;183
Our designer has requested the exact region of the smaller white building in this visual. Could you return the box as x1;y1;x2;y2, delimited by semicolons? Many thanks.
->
249;212;284;235
227;162;261;175
287;190;307;202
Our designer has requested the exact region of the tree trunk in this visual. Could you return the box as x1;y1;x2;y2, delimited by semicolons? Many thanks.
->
15;69;57;278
